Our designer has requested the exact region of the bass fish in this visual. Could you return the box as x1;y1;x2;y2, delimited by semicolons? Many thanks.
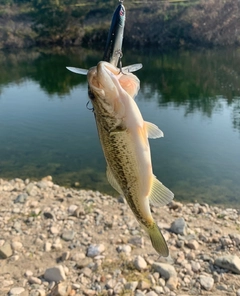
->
87;61;174;256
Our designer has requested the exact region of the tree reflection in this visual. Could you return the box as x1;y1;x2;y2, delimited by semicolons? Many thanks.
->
1;47;240;130
232;98;240;131
125;48;240;130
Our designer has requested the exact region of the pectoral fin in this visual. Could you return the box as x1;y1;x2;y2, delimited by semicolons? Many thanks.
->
149;176;174;206
145;121;164;139
106;166;123;195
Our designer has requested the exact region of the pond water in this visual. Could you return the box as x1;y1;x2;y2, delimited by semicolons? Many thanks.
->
0;48;240;206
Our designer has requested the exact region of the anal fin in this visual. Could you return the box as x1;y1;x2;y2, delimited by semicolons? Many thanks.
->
149;176;174;206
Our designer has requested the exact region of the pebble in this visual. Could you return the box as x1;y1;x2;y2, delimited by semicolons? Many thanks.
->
8;287;27;296
133;255;147;271
124;281;138;291
152;262;177;279
137;280;151;290
44;265;66;282
14;193;28;203
61;230;75;241
86;244;105;257
116;244;132;254
128;236;144;248
170;217;187;235
214;255;240;274
50;282;71;296
11;241;23;251
191;261;201;272
135;290;145;296
199;275;214;291
0;178;240;296
185;240;199;250
0;241;13;258
145;291;158;296
28;277;42;285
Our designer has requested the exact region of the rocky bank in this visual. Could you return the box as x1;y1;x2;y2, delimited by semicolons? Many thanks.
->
0;177;240;296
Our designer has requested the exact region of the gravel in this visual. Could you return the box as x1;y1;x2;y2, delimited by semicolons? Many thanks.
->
0;177;240;296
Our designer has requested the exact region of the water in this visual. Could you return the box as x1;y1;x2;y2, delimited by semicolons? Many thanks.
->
0;48;240;206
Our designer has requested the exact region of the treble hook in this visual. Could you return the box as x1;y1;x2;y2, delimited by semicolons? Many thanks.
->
86;100;94;112
117;50;126;75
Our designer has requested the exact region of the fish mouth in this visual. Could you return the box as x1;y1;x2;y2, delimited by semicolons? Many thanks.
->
87;62;120;99
88;61;140;99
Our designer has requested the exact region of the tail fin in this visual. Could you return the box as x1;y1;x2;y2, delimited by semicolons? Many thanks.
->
147;223;169;257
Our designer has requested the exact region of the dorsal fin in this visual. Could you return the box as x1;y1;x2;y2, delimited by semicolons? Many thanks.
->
145;121;164;139
149;176;174;206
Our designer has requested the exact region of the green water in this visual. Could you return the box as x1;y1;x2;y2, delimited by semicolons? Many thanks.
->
0;47;240;206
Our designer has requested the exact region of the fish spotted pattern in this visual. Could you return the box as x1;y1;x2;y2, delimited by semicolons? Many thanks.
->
87;61;174;256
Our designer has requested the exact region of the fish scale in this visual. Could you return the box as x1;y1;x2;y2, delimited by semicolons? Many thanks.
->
93;100;153;227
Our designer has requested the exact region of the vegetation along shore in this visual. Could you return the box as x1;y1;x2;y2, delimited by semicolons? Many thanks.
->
0;177;240;296
0;0;240;50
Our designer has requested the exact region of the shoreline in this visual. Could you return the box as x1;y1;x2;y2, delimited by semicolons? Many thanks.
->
0;177;240;296
1;0;240;51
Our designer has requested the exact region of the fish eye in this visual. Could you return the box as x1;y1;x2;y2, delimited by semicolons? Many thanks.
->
88;89;95;100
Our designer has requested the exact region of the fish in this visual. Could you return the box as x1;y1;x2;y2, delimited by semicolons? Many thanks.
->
87;61;174;256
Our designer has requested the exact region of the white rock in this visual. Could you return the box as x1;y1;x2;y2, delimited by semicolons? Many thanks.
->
170;217;187;235
145;291;158;296
0;242;13;258
44;265;66;282
152;262;177;279
68;205;78;215
214;255;240;274
9;287;25;295
50;282;71;296
36;290;46;296
11;241;23;251
237;288;240;296
114;283;124;294
50;226;59;235
167;276;179;290
185;240;199;250
191;261;201;272
106;279;116;289
133;255;147;271
25;270;33;277
199;275;214;291
124;281;138;291
87;244;105;257
116;244;131;254
128;236;144;248
152;262;178;290
153;286;164;294
28;276;42;285
135;290;145;296
44;242;52;252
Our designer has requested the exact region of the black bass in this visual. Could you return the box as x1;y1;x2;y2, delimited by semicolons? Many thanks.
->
87;61;174;256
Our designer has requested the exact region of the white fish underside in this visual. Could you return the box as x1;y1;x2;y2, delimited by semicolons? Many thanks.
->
87;61;174;256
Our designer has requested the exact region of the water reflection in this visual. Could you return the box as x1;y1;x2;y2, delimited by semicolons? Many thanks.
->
0;48;240;206
2;48;239;129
